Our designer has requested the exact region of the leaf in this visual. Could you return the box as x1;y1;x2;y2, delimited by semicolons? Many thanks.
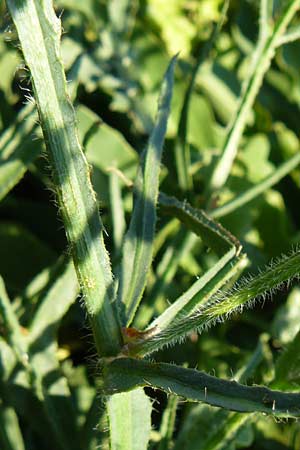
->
134;230;199;329
117;56;177;326
212;151;300;219
29;261;78;348
107;388;152;450
207;0;300;194
0;276;27;366
108;169;126;255
26;262;81;449
148;248;246;334
77;106;137;170
0;222;57;294
173;334;268;450
0;338;17;382
129;248;300;357
157;395;178;450
174;406;251;450
0;103;40;202
77;104;137;205
0;403;25;450
272;287;300;344
103;358;300;418
174;1;228;191
128;193;247;343
272;329;300;391
159;193;241;256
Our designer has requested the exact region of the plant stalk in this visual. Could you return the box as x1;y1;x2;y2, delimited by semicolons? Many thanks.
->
7;0;122;356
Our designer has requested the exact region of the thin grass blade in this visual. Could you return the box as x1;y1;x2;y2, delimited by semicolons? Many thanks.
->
174;0;229;191
149;249;246;333
108;168;126;255
207;0;300;195
157;395;178;450
117;57;177;326
211;150;300;219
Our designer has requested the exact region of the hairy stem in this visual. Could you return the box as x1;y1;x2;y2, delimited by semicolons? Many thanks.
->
129;249;300;356
7;0;122;356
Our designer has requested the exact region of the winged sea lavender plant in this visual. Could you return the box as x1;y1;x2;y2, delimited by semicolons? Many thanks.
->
3;0;300;448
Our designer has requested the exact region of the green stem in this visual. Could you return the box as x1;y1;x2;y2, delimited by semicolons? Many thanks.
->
174;0;229;192
129;248;300;356
7;0;122;356
103;358;300;418
207;0;300;195
211;151;300;219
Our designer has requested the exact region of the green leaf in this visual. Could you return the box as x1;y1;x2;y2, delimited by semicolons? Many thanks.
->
107;388;152;450
0;338;17;381
117;56;177;326
29;261;78;348
108;169;127;255
134;230;199;329
76;104;137;204
174;0;228;191
272;287;300;344
103;358;300;418
148;248;246;335
212;151;300;219
129;248;300;357
272;329;300;390
0;103;40;202
84;118;137;173
174;406;251;450
2;261;81;450
0;222;57;294
0;276;28;367
207;0;300;194
132;194;247;344
0;403;25;450
157;395;178;450
173;335;268;450
159;193;242;256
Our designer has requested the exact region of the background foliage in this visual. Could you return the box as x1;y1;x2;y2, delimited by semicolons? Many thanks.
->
1;0;300;449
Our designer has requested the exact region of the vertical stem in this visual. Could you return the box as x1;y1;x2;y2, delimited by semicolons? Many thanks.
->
7;0;122;356
207;0;300;195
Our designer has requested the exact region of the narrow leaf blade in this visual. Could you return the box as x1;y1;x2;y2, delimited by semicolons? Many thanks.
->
131;248;300;356
117;57;177;325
